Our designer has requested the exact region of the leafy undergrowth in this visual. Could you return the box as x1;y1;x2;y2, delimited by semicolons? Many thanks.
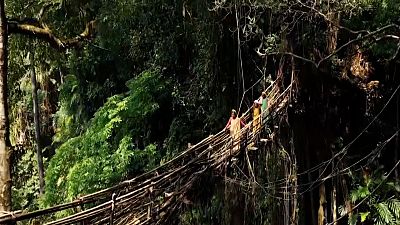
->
43;69;168;206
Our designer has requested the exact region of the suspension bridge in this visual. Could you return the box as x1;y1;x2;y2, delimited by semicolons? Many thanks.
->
0;79;293;225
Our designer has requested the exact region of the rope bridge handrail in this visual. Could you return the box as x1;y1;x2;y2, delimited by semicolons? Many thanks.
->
0;80;292;225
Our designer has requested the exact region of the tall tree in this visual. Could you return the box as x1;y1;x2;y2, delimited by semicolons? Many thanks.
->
0;0;11;212
29;49;44;195
0;0;95;210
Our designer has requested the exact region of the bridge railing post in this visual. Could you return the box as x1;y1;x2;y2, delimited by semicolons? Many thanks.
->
148;183;154;221
109;193;116;225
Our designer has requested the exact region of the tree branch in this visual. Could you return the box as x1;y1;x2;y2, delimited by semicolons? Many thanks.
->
258;24;400;68
7;19;95;51
295;0;369;35
388;42;400;61
257;50;318;68
375;34;400;42
316;24;399;67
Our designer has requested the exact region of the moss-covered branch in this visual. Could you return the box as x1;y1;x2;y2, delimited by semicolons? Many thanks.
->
7;19;95;50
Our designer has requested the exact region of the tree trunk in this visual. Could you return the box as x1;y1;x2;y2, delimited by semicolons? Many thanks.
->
326;11;340;54
284;164;290;225
290;129;298;225
306;139;317;225
332;184;337;225
395;95;399;180
318;182;326;225
0;0;11;212
30;50;45;195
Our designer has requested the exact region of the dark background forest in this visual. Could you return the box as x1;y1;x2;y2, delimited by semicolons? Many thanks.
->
1;0;400;224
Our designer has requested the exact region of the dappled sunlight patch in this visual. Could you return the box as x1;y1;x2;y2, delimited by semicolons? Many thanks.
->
350;48;374;80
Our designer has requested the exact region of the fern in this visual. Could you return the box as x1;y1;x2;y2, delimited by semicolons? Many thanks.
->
387;199;400;220
375;217;386;225
351;186;370;203
374;202;394;224
344;168;400;225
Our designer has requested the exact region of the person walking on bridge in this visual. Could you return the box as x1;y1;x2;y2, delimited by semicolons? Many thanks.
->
260;91;269;125
225;109;245;151
252;100;262;144
260;91;268;114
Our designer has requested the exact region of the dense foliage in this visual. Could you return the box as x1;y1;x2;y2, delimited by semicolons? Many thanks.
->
44;69;167;205
343;168;400;225
4;0;400;224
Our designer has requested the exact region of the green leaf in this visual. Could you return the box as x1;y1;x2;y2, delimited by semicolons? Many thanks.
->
360;212;370;222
